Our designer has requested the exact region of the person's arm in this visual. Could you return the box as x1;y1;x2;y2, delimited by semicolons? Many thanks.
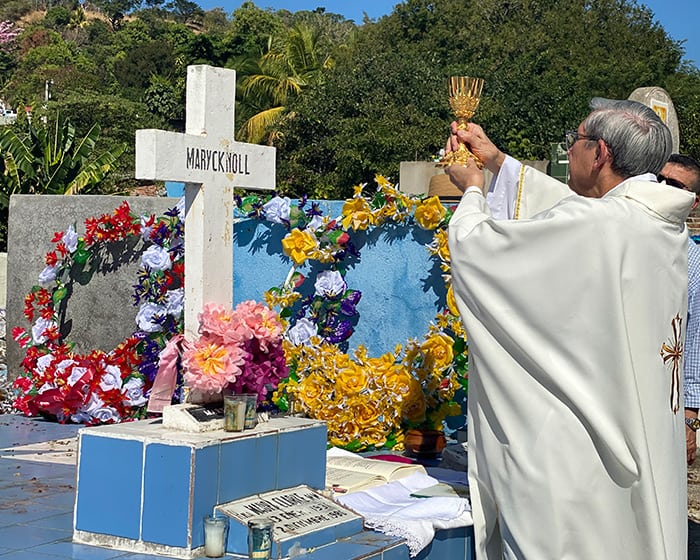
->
447;122;573;220
684;242;700;465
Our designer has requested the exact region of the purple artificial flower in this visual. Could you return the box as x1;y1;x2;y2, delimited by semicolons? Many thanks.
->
314;270;346;297
340;290;362;316
326;320;354;344
262;196;292;224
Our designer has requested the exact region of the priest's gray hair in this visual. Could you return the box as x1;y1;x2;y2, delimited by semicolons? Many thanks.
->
585;97;672;177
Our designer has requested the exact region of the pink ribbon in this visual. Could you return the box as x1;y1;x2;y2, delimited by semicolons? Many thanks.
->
147;334;185;414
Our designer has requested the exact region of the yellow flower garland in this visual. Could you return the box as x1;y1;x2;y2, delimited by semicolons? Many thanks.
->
264;176;468;452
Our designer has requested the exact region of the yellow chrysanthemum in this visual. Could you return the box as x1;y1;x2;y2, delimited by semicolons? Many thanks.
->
281;228;318;266
414;196;447;230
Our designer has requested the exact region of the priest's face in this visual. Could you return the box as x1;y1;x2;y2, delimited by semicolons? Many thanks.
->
566;123;599;197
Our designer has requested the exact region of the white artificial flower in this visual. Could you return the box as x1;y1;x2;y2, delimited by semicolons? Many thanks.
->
62;225;79;253
136;302;166;333
31;317;55;344
141;245;172;271
314;270;346;297
38;264;57;285
286;318;318;346
100;365;122;391
122;377;148;407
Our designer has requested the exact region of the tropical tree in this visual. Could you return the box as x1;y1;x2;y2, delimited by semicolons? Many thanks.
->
237;24;333;145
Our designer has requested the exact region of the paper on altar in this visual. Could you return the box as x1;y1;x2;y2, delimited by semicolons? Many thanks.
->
335;471;473;557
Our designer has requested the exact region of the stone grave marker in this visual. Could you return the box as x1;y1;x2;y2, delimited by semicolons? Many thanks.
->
628;86;680;153
136;64;276;340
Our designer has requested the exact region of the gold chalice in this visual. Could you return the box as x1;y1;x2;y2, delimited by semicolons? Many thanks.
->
436;76;484;168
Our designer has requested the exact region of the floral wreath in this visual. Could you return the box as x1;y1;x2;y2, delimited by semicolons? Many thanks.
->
237;175;468;451
12;176;468;451
12;201;186;424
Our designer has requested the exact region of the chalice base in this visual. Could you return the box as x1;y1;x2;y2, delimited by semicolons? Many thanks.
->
435;145;484;169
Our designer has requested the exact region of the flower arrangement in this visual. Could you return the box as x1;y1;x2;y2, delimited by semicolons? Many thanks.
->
12;176;468;446
12;201;185;424
181;301;288;403
237;176;468;451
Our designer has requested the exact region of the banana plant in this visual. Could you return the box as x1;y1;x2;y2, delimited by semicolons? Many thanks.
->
0;114;126;208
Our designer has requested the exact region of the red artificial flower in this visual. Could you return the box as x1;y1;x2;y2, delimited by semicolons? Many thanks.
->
45;251;58;266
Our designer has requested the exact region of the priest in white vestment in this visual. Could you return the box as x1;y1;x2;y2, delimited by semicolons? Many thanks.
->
445;98;695;559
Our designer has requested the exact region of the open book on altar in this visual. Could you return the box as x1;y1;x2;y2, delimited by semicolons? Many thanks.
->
325;453;427;494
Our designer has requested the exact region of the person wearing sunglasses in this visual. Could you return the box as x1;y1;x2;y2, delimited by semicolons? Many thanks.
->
659;154;700;468
442;98;695;560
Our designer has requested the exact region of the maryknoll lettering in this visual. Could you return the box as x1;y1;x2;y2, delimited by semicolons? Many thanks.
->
186;147;251;175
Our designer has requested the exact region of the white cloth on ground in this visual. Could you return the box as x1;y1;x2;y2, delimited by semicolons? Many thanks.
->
335;471;472;557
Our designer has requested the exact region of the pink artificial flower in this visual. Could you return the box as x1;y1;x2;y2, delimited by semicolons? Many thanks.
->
198;302;250;344
182;338;245;394
235;301;284;349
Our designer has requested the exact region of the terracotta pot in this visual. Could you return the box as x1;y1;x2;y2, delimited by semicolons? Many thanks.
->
404;428;447;458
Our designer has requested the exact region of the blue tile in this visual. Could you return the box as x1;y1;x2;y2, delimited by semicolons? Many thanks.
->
75;435;143;539
0;550;66;559
0;508;73;531
415;526;474;560
141;442;193;547
28;540;128;559
382;543;410;560
277;425;326;489
0;525;70;549
191;444;220;548
23;512;74;531
219;435;276;501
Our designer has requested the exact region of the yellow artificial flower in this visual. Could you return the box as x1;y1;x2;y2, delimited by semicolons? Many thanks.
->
446;285;460;317
421;332;454;370
297;373;327;406
336;362;368;396
341;197;377;231
431;228;451;263
281;229;318;265
414;196;446;230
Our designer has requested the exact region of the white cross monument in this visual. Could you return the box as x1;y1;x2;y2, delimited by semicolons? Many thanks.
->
136;65;276;340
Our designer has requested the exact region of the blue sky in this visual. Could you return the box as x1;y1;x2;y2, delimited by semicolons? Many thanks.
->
195;1;699;68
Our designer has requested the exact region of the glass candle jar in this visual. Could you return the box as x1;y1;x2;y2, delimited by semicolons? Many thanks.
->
247;517;274;559
203;514;228;558
223;394;247;432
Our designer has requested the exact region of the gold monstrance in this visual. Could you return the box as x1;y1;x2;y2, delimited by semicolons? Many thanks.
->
436;76;484;168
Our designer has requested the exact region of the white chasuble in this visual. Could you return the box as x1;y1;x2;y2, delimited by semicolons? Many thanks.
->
448;165;695;559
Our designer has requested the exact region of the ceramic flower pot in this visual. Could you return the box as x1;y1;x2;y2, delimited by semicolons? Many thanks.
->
404;428;447;458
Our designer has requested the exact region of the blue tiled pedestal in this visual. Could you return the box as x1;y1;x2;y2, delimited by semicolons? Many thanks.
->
73;416;327;558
